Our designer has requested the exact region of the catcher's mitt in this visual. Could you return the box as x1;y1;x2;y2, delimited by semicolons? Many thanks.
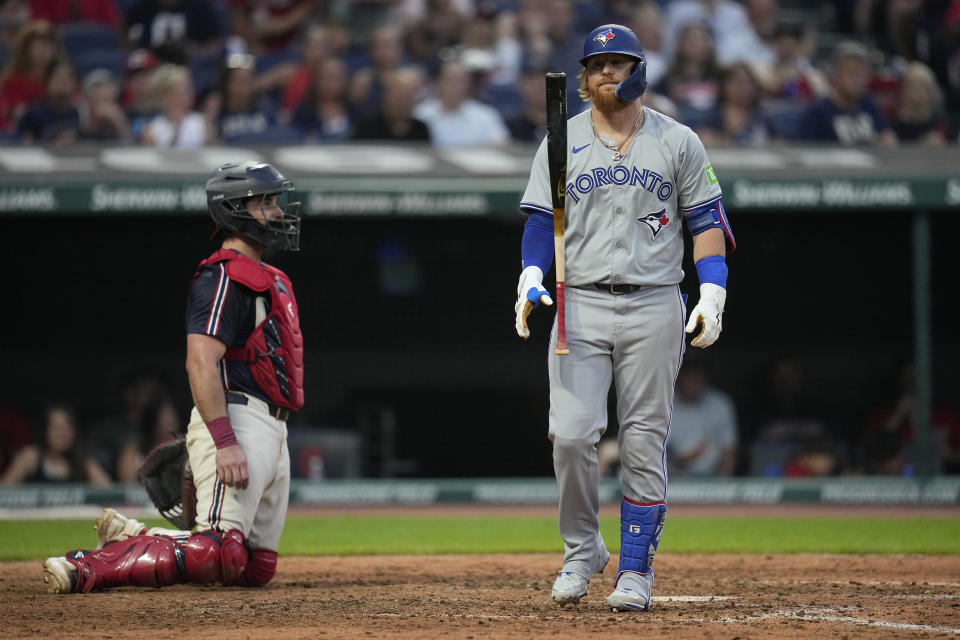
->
138;437;197;530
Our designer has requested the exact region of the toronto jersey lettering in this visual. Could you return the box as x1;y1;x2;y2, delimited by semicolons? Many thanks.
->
521;107;722;287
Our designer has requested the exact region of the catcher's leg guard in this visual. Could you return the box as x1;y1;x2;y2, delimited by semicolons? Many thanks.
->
218;529;250;585
68;536;181;593
615;499;666;585
240;549;278;587
65;530;246;593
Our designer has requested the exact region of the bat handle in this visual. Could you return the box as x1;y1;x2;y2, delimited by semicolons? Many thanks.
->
555;282;569;355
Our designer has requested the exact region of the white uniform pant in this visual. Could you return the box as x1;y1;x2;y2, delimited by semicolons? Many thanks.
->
185;400;290;551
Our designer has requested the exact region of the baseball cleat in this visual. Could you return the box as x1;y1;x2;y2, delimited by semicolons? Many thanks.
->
552;571;589;606
95;508;146;549
606;571;653;612
43;556;77;594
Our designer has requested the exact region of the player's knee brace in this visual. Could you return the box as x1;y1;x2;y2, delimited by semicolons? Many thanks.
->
218;529;250;585
617;499;666;580
181;529;250;585
181;531;223;584
241;549;278;587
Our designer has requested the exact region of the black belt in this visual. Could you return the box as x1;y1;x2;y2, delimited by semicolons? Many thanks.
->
226;391;290;421
592;282;643;294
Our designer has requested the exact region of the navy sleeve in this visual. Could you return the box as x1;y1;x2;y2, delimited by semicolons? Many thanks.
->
799;99;835;141
186;264;243;347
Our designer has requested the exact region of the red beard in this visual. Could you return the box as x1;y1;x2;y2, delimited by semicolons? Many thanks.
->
592;84;628;112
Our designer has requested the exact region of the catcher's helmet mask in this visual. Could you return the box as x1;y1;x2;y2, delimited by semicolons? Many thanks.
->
207;161;302;252
580;24;648;101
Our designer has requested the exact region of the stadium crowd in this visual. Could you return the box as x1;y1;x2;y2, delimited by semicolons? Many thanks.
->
0;0;958;146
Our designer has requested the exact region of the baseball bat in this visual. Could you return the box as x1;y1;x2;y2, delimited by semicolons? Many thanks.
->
546;72;569;355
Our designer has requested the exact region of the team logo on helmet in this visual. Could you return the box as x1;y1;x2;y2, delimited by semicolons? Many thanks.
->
593;29;616;47
637;209;670;238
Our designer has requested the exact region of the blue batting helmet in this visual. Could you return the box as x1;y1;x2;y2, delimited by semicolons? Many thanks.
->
580;24;647;101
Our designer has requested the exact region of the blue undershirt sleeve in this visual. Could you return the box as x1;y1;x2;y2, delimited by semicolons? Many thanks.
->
521;211;555;273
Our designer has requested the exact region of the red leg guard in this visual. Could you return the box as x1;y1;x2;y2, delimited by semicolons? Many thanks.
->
240;549;278;587
219;529;249;585
68;536;179;593
182;531;223;584
66;530;251;592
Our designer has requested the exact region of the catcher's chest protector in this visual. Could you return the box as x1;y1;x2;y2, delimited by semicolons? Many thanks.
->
196;249;305;410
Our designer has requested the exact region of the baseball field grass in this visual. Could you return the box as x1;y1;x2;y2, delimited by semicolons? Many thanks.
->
1;513;958;561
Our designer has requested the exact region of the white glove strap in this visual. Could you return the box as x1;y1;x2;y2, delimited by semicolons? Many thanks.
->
517;265;544;296
698;283;726;312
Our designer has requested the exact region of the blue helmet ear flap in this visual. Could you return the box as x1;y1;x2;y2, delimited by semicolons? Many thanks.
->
616;56;647;102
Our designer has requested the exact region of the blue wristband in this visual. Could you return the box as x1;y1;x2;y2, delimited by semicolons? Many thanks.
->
521;211;554;273
695;255;727;288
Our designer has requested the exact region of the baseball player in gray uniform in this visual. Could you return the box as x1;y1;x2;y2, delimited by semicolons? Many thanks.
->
514;24;735;611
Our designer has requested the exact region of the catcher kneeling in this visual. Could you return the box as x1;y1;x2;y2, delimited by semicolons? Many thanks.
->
43;161;304;593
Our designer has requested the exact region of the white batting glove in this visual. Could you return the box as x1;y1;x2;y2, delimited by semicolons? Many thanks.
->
685;283;726;348
515;266;553;338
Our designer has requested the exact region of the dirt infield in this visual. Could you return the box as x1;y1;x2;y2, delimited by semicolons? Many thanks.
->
3;552;959;639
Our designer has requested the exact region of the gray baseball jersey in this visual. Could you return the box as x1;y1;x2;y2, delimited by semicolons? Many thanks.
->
520;107;722;286
519;106;725;586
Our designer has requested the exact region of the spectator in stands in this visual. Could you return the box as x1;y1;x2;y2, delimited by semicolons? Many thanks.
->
1;404;111;485
204;52;277;143
115;396;182;484
798;40;897;145
88;373;167;475
413;58;509;148
349;25;409;119
505;63;546;142
458;6;522;89
744;355;837;476
695;62;770;146
784;435;840;477
353;66;430;141
0;404;32;476
17;56;79;145
654;19;722;125
862;360;960;475
892;61;947;145
291;56;353;142
667;355;738;477
79;68;131;141
757;21;826;104
275;23;332;121
406;0;468;73
628;1;668;89
140;63;213;147
526;0;582;114
125;0;225;65
29;0;120;28
0;19;58;130
229;0;316;58
720;0;778;68
664;0;755;65
120;48;158;139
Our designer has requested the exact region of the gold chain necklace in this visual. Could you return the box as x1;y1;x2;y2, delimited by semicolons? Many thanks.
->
591;107;644;162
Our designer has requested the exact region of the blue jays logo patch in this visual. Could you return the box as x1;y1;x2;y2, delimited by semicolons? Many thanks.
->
637;208;670;238
593;29;616;47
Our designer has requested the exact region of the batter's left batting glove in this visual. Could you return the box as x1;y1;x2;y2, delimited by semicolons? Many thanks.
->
685;283;726;348
515;265;553;338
